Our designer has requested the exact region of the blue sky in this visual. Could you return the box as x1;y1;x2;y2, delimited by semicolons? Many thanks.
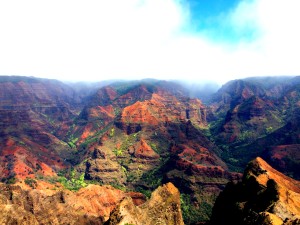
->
186;0;256;43
187;0;239;30
0;0;299;84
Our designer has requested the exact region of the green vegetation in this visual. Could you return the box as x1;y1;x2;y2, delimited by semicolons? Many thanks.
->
2;174;17;184
237;130;257;143
41;113;56;125
7;176;17;184
140;167;162;188
17;140;26;146
136;187;152;199
121;166;127;173
266;126;273;134
113;107;121;116
200;127;211;138
150;132;170;154
149;142;159;153
109;182;127;191
180;193;211;224
58;169;87;191
68;137;78;149
79;123;114;150
112;80;156;96
135;157;169;199
109;128;115;137
38;169;87;191
25;177;38;189
113;132;139;158
80;137;98;150
113;148;123;157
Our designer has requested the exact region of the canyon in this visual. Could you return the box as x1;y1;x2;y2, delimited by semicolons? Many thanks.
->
0;75;299;224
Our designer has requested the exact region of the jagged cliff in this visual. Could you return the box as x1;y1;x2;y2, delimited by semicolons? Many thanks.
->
105;182;184;225
0;182;182;225
210;157;300;225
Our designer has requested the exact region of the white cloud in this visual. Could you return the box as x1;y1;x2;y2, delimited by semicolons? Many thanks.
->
0;0;185;80
0;0;299;84
229;0;300;78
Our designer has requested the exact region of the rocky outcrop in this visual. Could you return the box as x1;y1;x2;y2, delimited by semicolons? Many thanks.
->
85;148;126;184
118;90;208;131
0;182;181;225
210;157;300;225
164;141;241;222
134;139;160;159
0;184;125;224
114;84;153;108
106;182;184;225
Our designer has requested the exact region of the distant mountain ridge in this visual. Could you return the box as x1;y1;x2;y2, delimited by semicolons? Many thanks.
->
209;76;300;174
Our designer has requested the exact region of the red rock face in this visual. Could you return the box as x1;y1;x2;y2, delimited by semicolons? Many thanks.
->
169;141;236;185
114;85;153;107
119;90;208;131
121;101;160;126
0;136;66;180
0;77;80;181
78;105;116;143
73;84;155;143
126;192;147;206
134;139;160;159
0;78;78;112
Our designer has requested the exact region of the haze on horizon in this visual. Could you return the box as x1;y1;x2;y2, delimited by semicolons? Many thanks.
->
0;0;299;85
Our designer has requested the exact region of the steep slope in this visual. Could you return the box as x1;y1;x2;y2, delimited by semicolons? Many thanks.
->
0;76;80;113
0;76;81;181
210;78;284;145
210;157;300;225
209;76;300;176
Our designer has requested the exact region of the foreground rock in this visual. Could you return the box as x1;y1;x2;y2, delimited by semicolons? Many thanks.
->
210;157;300;225
0;184;126;224
105;182;184;225
0;182;183;225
